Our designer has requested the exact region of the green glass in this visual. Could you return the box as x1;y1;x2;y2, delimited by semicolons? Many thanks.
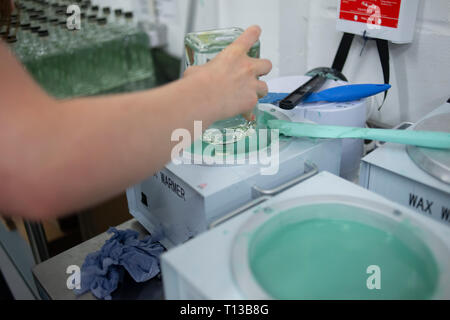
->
185;27;260;145
7;0;157;99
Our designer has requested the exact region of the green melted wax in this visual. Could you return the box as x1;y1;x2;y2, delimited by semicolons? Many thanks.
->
249;204;439;300
189;111;282;157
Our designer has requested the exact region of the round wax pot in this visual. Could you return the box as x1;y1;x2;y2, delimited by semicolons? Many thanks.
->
267;76;367;181
406;112;450;184
182;104;292;166
231;196;450;300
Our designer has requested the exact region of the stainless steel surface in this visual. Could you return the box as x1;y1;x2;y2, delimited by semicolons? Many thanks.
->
252;161;318;196
0;243;37;299
407;113;450;184
24;221;49;264
209;162;319;229
32;219;164;300
209;196;271;229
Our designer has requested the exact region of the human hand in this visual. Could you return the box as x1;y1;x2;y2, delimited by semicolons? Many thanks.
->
184;25;272;121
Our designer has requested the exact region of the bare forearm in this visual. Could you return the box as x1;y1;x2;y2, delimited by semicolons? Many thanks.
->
0;26;270;219
57;76;217;209
2;74;216;219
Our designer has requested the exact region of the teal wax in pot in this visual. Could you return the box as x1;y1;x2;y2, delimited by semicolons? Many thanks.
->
248;204;439;300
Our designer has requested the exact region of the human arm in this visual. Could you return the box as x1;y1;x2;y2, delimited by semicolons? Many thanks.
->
0;26;271;219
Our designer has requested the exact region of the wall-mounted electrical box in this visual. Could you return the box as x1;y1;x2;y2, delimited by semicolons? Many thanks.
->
337;0;420;43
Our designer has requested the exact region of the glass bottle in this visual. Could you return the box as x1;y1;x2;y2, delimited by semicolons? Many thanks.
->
114;9;122;20
101;7;112;23
184;27;261;145
6;35;18;51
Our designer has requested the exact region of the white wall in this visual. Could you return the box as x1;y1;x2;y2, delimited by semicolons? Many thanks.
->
300;0;450;126
92;0;450;127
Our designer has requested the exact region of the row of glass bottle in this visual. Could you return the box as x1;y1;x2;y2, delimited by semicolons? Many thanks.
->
4;0;157;98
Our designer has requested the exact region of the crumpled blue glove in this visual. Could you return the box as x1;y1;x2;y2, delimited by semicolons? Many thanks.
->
75;228;164;300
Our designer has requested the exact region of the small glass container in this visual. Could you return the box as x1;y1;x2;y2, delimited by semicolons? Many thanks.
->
185;27;260;145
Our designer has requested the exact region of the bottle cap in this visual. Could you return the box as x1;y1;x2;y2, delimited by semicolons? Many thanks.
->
21;23;31;30
38;29;49;37
7;35;17;43
96;17;107;25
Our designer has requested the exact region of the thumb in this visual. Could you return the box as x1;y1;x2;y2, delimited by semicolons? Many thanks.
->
231;25;262;53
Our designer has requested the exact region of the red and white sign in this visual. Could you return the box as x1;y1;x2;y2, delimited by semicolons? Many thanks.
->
339;0;402;29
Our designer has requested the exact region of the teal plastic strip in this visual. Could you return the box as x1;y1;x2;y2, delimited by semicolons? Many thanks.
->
267;120;450;150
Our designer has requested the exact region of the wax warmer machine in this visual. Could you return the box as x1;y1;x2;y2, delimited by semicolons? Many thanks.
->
126;104;342;247
126;29;344;248
360;101;450;227
161;172;450;300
